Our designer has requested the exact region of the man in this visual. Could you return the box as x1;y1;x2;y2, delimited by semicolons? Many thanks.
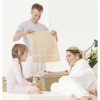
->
13;3;58;78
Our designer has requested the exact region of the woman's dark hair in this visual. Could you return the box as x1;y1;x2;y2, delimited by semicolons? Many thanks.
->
31;3;43;11
12;44;28;76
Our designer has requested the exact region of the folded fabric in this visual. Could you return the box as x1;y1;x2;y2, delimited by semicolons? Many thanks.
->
28;31;60;62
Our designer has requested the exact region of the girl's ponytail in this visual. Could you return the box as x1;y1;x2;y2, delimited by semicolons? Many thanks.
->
12;44;28;76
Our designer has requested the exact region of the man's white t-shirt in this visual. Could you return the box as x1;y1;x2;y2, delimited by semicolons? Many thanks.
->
17;20;48;55
16;20;48;77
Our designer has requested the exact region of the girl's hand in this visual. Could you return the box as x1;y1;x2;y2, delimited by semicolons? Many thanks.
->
32;83;39;88
32;86;41;94
25;86;41;94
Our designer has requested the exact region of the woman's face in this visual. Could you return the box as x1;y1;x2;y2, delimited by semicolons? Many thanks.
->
20;50;28;62
66;51;77;67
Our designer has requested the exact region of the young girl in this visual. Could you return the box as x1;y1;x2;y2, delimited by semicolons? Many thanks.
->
7;44;41;94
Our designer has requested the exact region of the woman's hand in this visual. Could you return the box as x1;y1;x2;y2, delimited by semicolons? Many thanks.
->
87;88;97;96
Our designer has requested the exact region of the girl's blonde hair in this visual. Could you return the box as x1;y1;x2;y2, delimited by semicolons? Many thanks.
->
66;46;83;60
12;44;28;75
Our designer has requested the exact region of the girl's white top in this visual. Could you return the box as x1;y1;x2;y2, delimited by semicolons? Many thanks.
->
7;58;31;92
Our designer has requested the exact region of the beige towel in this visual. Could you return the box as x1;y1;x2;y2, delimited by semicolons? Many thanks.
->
28;31;60;62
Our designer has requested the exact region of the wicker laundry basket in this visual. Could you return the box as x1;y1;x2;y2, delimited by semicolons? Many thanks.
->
32;71;68;91
2;71;68;92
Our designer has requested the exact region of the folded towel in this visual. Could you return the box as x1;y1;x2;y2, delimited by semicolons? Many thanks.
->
28;31;60;62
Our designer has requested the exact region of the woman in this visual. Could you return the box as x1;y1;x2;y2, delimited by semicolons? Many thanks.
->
51;46;96;100
7;44;41;94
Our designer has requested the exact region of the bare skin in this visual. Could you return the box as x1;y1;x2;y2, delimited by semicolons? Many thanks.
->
87;88;97;96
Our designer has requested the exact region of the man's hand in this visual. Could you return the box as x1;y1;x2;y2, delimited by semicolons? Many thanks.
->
51;30;57;36
13;28;34;41
24;28;34;34
50;30;58;41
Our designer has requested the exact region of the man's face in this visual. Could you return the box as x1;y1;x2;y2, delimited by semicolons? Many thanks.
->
31;9;42;23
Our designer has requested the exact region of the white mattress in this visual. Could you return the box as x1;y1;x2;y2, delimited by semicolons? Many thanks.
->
2;92;97;100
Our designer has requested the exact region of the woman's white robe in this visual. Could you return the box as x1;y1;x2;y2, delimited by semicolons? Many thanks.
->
51;59;96;98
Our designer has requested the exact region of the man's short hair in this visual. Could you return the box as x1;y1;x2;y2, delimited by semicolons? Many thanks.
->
31;3;43;11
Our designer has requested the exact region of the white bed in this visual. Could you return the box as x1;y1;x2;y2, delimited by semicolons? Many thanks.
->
2;64;97;100
3;91;97;100
3;92;72;100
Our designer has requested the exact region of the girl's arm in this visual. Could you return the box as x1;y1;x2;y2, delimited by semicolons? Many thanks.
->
13;62;31;86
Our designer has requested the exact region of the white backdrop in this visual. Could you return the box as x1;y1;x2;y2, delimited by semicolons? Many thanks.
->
2;0;97;76
46;0;97;71
2;0;50;76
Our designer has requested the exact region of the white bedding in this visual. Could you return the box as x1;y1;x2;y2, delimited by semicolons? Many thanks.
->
3;92;71;100
2;92;97;100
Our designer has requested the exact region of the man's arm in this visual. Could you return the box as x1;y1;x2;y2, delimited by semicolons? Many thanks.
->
13;31;26;41
13;29;34;41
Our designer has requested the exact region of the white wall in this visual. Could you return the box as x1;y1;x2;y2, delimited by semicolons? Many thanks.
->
2;0;49;76
46;0;97;71
2;0;97;76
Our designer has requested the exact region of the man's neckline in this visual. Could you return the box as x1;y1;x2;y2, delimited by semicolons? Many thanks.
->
29;19;39;24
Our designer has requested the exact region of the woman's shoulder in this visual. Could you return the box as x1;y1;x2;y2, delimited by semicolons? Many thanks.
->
76;59;88;64
75;59;90;68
